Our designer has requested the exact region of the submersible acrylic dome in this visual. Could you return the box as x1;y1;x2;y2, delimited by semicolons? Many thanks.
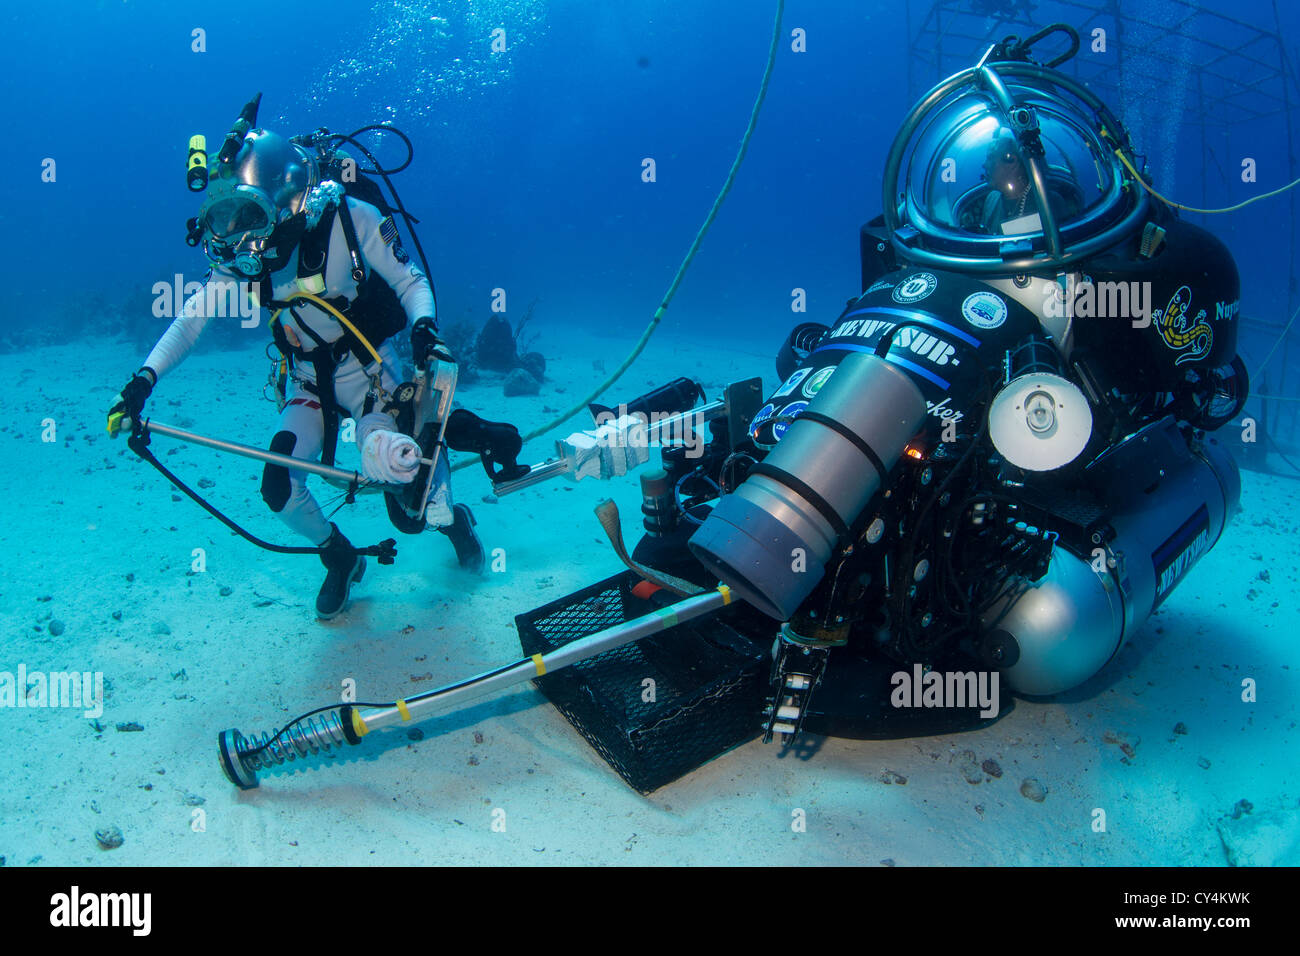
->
881;58;1150;274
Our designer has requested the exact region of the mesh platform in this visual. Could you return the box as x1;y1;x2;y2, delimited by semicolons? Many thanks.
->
515;572;770;793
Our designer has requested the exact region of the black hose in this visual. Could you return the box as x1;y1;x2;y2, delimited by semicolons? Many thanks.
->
126;425;397;562
329;125;437;312
339;124;414;175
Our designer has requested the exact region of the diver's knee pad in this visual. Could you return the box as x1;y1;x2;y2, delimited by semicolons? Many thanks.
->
260;431;299;512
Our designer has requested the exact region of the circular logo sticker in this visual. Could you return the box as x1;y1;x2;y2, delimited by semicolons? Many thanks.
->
772;401;809;441
962;291;1008;329
749;403;777;442
801;366;835;399
892;272;938;304
772;367;812;398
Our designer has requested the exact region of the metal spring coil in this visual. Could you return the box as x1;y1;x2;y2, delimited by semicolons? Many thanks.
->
241;711;350;771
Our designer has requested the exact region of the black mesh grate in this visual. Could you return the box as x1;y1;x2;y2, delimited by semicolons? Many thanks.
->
516;572;770;793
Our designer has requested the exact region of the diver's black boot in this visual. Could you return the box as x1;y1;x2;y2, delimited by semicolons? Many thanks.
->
439;503;485;574
316;523;366;619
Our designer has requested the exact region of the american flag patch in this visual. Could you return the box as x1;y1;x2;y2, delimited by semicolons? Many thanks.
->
379;216;399;246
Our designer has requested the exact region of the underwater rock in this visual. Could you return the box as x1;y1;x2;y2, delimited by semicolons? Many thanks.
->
95;825;124;850
458;363;480;385
47;619;65;637
197;477;215;489
1173;721;1188;735
1020;778;1047;802
1197;756;1211;769
981;758;1003;778
475;315;518;371
219;586;233;597
519;351;546;382
1103;729;1139;759
879;770;907;785
183;794;205;807
1231;798;1254;819
1217;805;1300;866
503;368;541;397
957;751;983;784
116;722;144;733
406;728;424;741
152;622;171;636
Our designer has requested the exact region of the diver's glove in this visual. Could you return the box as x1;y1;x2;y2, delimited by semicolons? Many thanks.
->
410;317;453;366
361;429;422;484
107;368;156;437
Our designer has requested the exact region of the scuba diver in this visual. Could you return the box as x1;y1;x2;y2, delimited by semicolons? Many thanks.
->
108;98;513;619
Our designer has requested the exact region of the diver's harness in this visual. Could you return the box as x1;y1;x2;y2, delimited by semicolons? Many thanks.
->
263;194;407;468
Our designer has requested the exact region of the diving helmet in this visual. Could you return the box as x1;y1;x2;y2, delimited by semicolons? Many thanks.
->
197;129;320;277
881;57;1150;274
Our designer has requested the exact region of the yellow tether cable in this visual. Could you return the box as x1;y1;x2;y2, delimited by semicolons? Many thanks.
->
1103;128;1300;214
270;290;384;366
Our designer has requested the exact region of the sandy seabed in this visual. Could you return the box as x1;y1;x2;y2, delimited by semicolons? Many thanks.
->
1;328;1296;867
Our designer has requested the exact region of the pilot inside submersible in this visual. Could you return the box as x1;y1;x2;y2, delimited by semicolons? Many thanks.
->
684;44;1249;738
